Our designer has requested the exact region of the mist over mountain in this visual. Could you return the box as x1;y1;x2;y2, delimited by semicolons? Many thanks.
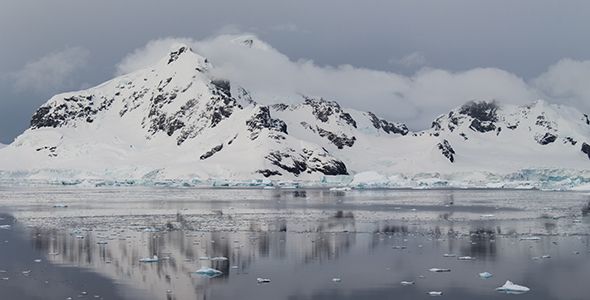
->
1;41;589;187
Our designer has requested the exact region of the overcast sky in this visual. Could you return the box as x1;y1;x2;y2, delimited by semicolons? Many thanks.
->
1;1;589;144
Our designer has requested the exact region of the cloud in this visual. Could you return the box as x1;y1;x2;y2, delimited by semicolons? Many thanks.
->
389;52;428;68
12;46;90;93
531;58;590;114
114;34;590;130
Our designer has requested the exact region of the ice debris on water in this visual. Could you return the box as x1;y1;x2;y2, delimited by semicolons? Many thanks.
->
479;272;492;279
520;236;541;241
457;256;475;261
427;291;443;296
0;225;11;229
257;278;271;284
400;281;415;285
190;266;222;278
495;280;530;294
443;253;456;257
211;256;228;261
332;278;341;282
429;268;451;272
139;255;158;262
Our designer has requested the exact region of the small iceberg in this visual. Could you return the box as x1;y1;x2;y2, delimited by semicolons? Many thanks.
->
457;256;475;261
495;280;530;294
139;255;159;262
427;291;443;296
400;281;415;286
189;266;222;278
520;236;541;241
332;278;341;282
211;256;228;261
479;272;492;279
429;268;451;272
257;278;271;284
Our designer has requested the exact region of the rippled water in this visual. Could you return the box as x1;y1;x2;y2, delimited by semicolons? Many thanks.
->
1;187;589;300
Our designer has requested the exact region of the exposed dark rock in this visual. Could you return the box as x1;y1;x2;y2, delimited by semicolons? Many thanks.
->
564;137;577;146
536;132;557;145
584;114;590;125
30;95;114;129
256;169;282;177
265;150;307;176
316;127;356;149
200;144;223;160
459;132;468;140
367;112;409;135
459;100;498;122
264;148;348;177
535;114;557;130
246;106;288;140
582;142;590;159
35;146;57;157
437;139;455;162
469;119;496;133
210;79;231;97
302;97;357;128
271;103;290;111
168;46;188;64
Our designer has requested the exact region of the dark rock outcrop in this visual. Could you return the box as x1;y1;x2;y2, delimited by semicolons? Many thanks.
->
437;139;455;162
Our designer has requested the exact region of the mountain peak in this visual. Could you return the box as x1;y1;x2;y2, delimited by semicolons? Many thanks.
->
230;35;270;51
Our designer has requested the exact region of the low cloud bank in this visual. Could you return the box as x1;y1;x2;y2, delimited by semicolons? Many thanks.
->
115;35;590;131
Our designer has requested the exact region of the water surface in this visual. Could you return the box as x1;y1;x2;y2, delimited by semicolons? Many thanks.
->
1;187;589;299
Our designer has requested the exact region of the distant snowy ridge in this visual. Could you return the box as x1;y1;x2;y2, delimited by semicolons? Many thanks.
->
1;43;590;189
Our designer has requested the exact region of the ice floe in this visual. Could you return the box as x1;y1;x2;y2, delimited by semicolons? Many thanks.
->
189;266;222;278
495;280;530;294
139;255;158;262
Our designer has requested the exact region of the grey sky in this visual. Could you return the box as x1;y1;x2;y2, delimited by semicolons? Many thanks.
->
1;1;589;144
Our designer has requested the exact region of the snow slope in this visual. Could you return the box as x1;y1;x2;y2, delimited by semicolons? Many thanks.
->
1;42;590;187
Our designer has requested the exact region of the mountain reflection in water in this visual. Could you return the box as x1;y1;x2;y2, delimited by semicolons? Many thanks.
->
1;187;589;300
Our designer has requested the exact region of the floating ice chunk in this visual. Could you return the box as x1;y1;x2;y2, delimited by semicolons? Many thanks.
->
520;236;541;241
257;278;270;283
479;272;492;279
139;255;158;262
34;259;42;263
400;281;415;285
332;278;341;282
392;246;407;250
199;257;210;260
211;257;228;261
457;256;475;261
97;241;108;245
495;280;530;293
0;225;11;229
541;255;551;259
190;266;222;278
427;291;443;296
429;268;451;272
142;228;158;232
480;214;495;218
443;253;456;257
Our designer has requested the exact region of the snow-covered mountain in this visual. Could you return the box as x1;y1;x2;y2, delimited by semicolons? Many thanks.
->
1;43;590;186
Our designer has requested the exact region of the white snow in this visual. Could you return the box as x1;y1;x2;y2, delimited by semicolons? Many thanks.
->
1;45;590;189
495;280;530;293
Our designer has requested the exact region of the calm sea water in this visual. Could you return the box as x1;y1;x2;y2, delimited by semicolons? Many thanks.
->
1;187;589;300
